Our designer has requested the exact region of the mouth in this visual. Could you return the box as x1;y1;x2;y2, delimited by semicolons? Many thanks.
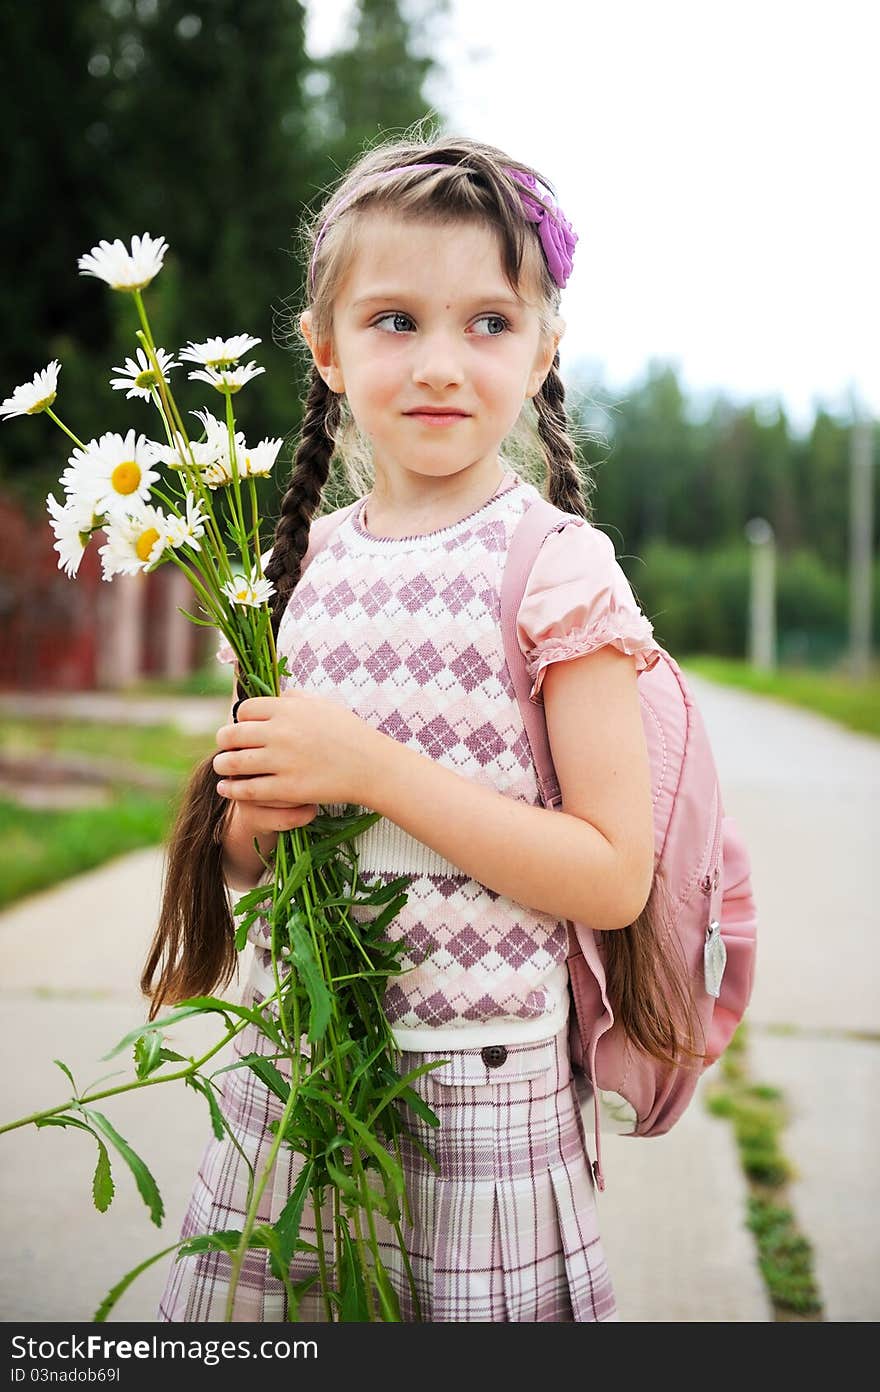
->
404;409;471;424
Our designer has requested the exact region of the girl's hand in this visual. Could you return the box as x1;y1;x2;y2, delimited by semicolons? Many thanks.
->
212;690;381;809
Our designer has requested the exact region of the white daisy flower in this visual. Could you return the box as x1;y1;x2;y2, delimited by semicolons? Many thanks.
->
46;491;100;578
242;437;284;478
1;360;61;421
222;569;275;609
110;347;178;400
63;429;160;520
188;361;265;394
78;233;168;292
178;334;261;368
150;427;234;489
60;439;110;513
163;492;207;552
98;505;169;580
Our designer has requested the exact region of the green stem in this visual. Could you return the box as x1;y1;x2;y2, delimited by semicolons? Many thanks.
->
131;298;232;587
224;390;252;575
222;1053;302;1322
44;407;86;451
0;1018;249;1137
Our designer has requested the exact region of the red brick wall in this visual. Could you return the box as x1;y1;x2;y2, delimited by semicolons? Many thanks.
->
0;495;203;691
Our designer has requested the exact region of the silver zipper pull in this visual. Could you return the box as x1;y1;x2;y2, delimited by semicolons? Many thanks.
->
704;919;727;998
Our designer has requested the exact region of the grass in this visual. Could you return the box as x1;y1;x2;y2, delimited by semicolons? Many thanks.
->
0;719;213;910
704;1025;824;1318
1;719;211;778
680;654;880;738
0;793;178;911
125;664;232;698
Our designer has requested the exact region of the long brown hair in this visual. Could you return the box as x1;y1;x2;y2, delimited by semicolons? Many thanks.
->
141;125;704;1064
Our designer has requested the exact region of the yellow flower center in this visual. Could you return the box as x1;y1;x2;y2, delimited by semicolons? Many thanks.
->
235;587;250;602
134;369;157;388
111;460;141;495
27;391;56;415
136;528;161;562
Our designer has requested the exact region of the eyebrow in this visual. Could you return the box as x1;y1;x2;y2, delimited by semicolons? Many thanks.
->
350;291;524;310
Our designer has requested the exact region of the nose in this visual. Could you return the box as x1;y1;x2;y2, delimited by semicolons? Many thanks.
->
411;329;465;392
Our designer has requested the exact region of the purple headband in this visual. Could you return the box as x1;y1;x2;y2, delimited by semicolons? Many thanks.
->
308;160;578;294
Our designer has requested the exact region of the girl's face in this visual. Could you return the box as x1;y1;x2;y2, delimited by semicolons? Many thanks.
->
301;212;563;486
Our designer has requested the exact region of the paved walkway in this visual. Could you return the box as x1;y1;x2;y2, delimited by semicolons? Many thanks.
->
0;677;877;1322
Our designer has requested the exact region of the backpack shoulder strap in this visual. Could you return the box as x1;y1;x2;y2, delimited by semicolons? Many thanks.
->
499;496;574;809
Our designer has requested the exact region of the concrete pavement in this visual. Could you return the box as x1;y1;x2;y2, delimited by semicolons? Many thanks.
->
0;674;877;1321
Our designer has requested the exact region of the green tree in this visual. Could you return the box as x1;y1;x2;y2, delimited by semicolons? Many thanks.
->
310;0;449;174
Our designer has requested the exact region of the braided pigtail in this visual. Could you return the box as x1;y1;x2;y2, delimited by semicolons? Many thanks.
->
265;369;341;635
534;354;593;521
140;366;340;1020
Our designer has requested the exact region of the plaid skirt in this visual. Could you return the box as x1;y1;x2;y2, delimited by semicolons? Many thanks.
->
157;950;617;1324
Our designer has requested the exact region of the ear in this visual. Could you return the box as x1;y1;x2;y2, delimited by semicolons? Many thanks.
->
527;317;566;399
299;310;345;394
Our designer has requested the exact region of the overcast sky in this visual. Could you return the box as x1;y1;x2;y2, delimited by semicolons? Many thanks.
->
306;0;878;436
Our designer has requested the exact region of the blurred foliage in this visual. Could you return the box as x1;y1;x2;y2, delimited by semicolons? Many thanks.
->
0;0;448;517
1;1;876;676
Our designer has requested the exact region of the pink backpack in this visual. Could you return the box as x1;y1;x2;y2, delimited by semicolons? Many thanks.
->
499;498;758;1189
301;495;758;1191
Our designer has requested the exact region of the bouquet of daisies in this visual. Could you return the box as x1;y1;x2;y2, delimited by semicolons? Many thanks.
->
0;233;441;1323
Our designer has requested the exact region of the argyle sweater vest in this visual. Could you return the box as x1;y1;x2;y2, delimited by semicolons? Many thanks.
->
268;474;570;1051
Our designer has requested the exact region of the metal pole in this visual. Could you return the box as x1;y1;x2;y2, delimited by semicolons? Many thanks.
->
848;416;874;680
745;517;776;671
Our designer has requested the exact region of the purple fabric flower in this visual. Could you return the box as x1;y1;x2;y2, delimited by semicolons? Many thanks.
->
506;168;578;289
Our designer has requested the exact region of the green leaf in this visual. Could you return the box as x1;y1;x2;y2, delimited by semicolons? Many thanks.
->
185;1075;227;1141
274;1161;314;1270
321;1099;405;1197
367;893;411;939
276;848;314;908
232;883;274;914
308;815;384;865
53;1059;78;1094
396;1083;443;1130
134;1032;163;1080
103;995;274;1060
288;917;332;1045
355;874;415;906
92;1140;114;1213
338;1219;369;1322
372;1257;402;1322
243;1055;291;1104
325;1157;360;1202
34;1114;94;1134
367;1059;448;1128
93;1242;182;1323
80;1108;164;1228
53;1057;78;1091
178;1229;246;1257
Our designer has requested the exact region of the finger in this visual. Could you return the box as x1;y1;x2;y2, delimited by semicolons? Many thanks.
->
216;775;289;804
213;748;276;778
215;722;270;750
235;697;281;723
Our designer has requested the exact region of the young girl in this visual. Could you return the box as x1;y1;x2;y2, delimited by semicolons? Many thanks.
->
145;133;676;1324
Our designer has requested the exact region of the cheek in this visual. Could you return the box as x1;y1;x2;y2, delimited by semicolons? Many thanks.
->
472;346;532;405
346;348;404;414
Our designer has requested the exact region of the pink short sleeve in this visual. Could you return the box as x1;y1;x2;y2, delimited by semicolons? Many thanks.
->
216;633;236;667
515;519;662;704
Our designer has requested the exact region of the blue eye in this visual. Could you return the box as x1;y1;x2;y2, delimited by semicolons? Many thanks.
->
471;314;510;336
370;313;412;334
